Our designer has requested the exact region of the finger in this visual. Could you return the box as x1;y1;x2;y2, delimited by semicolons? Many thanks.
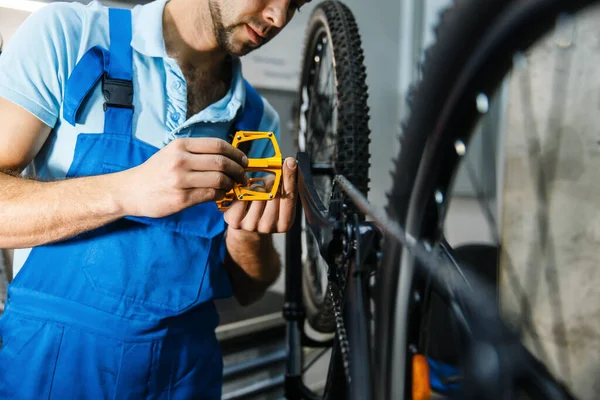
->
181;171;235;192
223;181;265;228
260;174;276;192
223;199;248;229
240;200;267;231
187;188;227;204
180;137;249;168
258;197;280;233
277;157;298;231
184;154;246;184
238;181;267;231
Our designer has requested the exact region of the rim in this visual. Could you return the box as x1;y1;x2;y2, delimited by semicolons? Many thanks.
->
389;1;598;398
298;16;339;309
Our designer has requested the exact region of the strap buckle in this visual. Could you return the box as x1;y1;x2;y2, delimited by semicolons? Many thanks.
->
102;74;134;111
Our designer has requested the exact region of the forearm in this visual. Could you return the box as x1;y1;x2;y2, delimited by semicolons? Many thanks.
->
0;172;126;248
224;227;281;306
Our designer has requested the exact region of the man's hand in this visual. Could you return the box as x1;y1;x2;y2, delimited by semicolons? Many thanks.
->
223;157;298;233
121;138;248;218
222;156;297;305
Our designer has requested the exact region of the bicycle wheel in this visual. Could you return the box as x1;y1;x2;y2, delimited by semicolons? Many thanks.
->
292;0;370;339
376;0;600;399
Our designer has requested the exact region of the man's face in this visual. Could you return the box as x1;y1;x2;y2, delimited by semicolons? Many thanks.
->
208;0;308;56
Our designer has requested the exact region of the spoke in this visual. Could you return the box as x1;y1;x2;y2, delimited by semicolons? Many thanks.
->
317;142;336;155
312;163;335;175
321;52;335;95
320;96;335;130
311;262;323;297
323;53;337;110
302;348;331;373
310;92;334;135
457;39;574;379
464;158;500;243
313;147;337;164
312;137;336;151
316;142;337;151
515;41;574;380
461;127;550;361
497;248;549;361
439;240;473;292
306;56;324;149
321;68;335;97
329;96;339;113
308;83;327;140
317;50;337;129
307;46;337;162
334;174;501;321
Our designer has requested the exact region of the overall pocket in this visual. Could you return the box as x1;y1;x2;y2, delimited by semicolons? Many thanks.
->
65;162;227;314
0;312;64;399
78;215;225;313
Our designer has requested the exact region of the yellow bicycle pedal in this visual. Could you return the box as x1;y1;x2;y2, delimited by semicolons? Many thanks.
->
216;131;283;211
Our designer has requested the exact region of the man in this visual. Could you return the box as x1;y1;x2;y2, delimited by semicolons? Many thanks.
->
0;35;9;314
0;0;307;398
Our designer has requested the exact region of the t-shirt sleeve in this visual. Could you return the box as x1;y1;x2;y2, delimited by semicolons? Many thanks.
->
0;3;84;128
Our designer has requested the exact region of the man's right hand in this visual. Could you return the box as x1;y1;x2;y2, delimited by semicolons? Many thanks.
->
120;138;249;218
0;98;250;247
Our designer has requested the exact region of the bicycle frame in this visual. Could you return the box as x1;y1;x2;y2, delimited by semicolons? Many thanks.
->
284;152;378;400
283;152;575;400
336;171;576;400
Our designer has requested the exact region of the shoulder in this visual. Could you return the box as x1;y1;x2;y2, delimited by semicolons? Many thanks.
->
0;1;111;127
23;2;91;37
11;1;110;61
34;1;109;22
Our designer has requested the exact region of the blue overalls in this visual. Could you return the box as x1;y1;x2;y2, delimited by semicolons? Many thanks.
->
0;8;263;399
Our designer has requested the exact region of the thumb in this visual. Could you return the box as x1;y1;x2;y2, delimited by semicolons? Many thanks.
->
277;157;298;232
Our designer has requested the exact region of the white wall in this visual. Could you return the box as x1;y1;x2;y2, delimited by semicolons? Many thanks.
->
0;8;32;45
242;1;320;92
341;0;403;210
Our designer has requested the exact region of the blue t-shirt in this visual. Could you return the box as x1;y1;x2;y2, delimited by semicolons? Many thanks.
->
0;0;280;276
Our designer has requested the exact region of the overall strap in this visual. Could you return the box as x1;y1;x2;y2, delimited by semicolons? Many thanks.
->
235;80;264;131
62;8;133;136
103;8;134;136
230;80;265;154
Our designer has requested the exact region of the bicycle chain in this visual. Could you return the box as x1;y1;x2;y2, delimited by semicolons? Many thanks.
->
326;192;353;386
328;212;352;385
328;278;352;386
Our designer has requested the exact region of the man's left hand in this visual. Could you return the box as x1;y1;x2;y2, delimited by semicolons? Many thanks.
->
224;156;298;233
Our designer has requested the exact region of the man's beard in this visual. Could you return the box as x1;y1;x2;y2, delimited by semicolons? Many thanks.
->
208;0;264;56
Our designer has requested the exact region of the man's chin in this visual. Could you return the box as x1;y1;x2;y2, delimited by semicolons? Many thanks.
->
228;43;263;57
